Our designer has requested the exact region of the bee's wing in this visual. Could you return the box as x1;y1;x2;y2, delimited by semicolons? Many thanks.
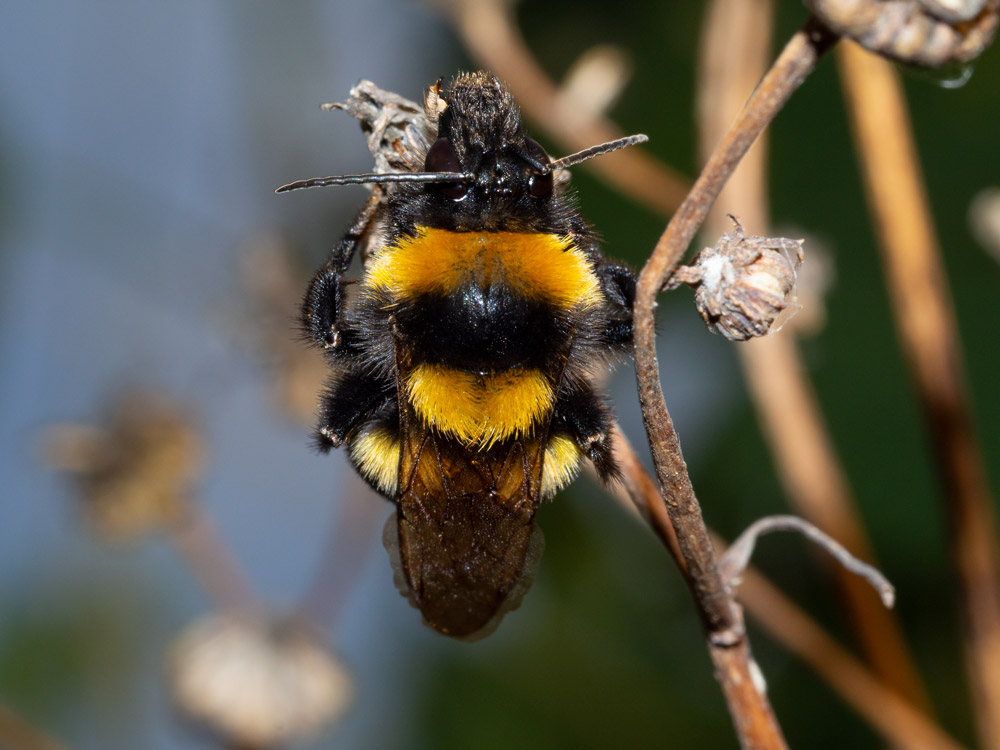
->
389;396;549;640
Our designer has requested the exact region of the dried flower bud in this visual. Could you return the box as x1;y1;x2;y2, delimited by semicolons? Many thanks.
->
42;392;204;540
169;614;353;747
667;218;804;341
322;79;435;177
806;0;998;67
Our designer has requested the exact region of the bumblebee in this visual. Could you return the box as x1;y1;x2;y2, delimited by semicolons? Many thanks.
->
279;72;646;639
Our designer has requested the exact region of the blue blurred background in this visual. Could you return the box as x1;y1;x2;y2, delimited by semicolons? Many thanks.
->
2;1;999;748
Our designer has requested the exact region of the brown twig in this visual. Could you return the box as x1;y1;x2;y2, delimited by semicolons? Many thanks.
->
741;336;938;709
630;17;837;748
736;565;969;750
719;515;896;607
610;425;685;573
838;40;1000;750
697;0;934;712
611;431;965;749
440;0;690;215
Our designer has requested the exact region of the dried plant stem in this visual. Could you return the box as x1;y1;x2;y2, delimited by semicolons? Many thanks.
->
697;0;933;713
742;337;937;708
838;41;1000;750
167;499;259;614
637;10;837;646
632;18;836;748
720;515;896;607
442;0;690;214
298;472;382;627
736;566;968;750
611;425;686;573
612;430;965;749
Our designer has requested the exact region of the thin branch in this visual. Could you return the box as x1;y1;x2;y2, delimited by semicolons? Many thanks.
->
719;514;896;608
838;40;1000;750
441;0;690;215
612;427;965;749
697;0;934;712
630;17;837;748
735;564;969;750
610;425;686;574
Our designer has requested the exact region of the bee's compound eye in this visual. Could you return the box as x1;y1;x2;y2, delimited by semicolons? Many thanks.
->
528;171;553;199
425;138;468;199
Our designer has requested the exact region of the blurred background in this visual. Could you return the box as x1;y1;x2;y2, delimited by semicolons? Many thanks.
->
2;1;999;748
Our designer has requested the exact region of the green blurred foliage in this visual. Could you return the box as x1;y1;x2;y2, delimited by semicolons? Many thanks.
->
0;568;173;748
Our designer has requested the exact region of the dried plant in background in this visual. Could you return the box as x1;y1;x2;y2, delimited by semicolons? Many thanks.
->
44;391;361;748
169;614;352;749
838;38;1000;749
42;392;204;542
697;0;936;717
969;187;1000;263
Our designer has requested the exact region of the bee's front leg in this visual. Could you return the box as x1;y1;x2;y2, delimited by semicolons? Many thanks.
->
301;192;382;355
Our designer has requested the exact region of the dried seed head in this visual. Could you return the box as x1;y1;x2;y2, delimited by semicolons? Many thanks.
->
805;0;998;67
667;218;804;341
776;233;835;337
169;614;353;747
322;80;435;176
42;392;204;540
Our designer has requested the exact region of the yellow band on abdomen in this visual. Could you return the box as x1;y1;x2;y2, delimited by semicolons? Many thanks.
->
406;363;554;447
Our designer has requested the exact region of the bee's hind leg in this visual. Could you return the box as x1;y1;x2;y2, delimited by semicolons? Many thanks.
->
314;368;396;452
552;383;620;484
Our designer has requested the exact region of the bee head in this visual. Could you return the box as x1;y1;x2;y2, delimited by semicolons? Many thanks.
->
275;71;646;233
424;72;554;209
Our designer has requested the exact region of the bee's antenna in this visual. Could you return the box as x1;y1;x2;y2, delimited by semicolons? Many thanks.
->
275;171;475;194
545;134;648;173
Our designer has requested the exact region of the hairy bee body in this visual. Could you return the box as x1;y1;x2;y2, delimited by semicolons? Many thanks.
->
296;72;637;639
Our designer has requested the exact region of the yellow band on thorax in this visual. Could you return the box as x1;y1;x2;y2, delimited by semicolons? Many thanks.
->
363;227;601;309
